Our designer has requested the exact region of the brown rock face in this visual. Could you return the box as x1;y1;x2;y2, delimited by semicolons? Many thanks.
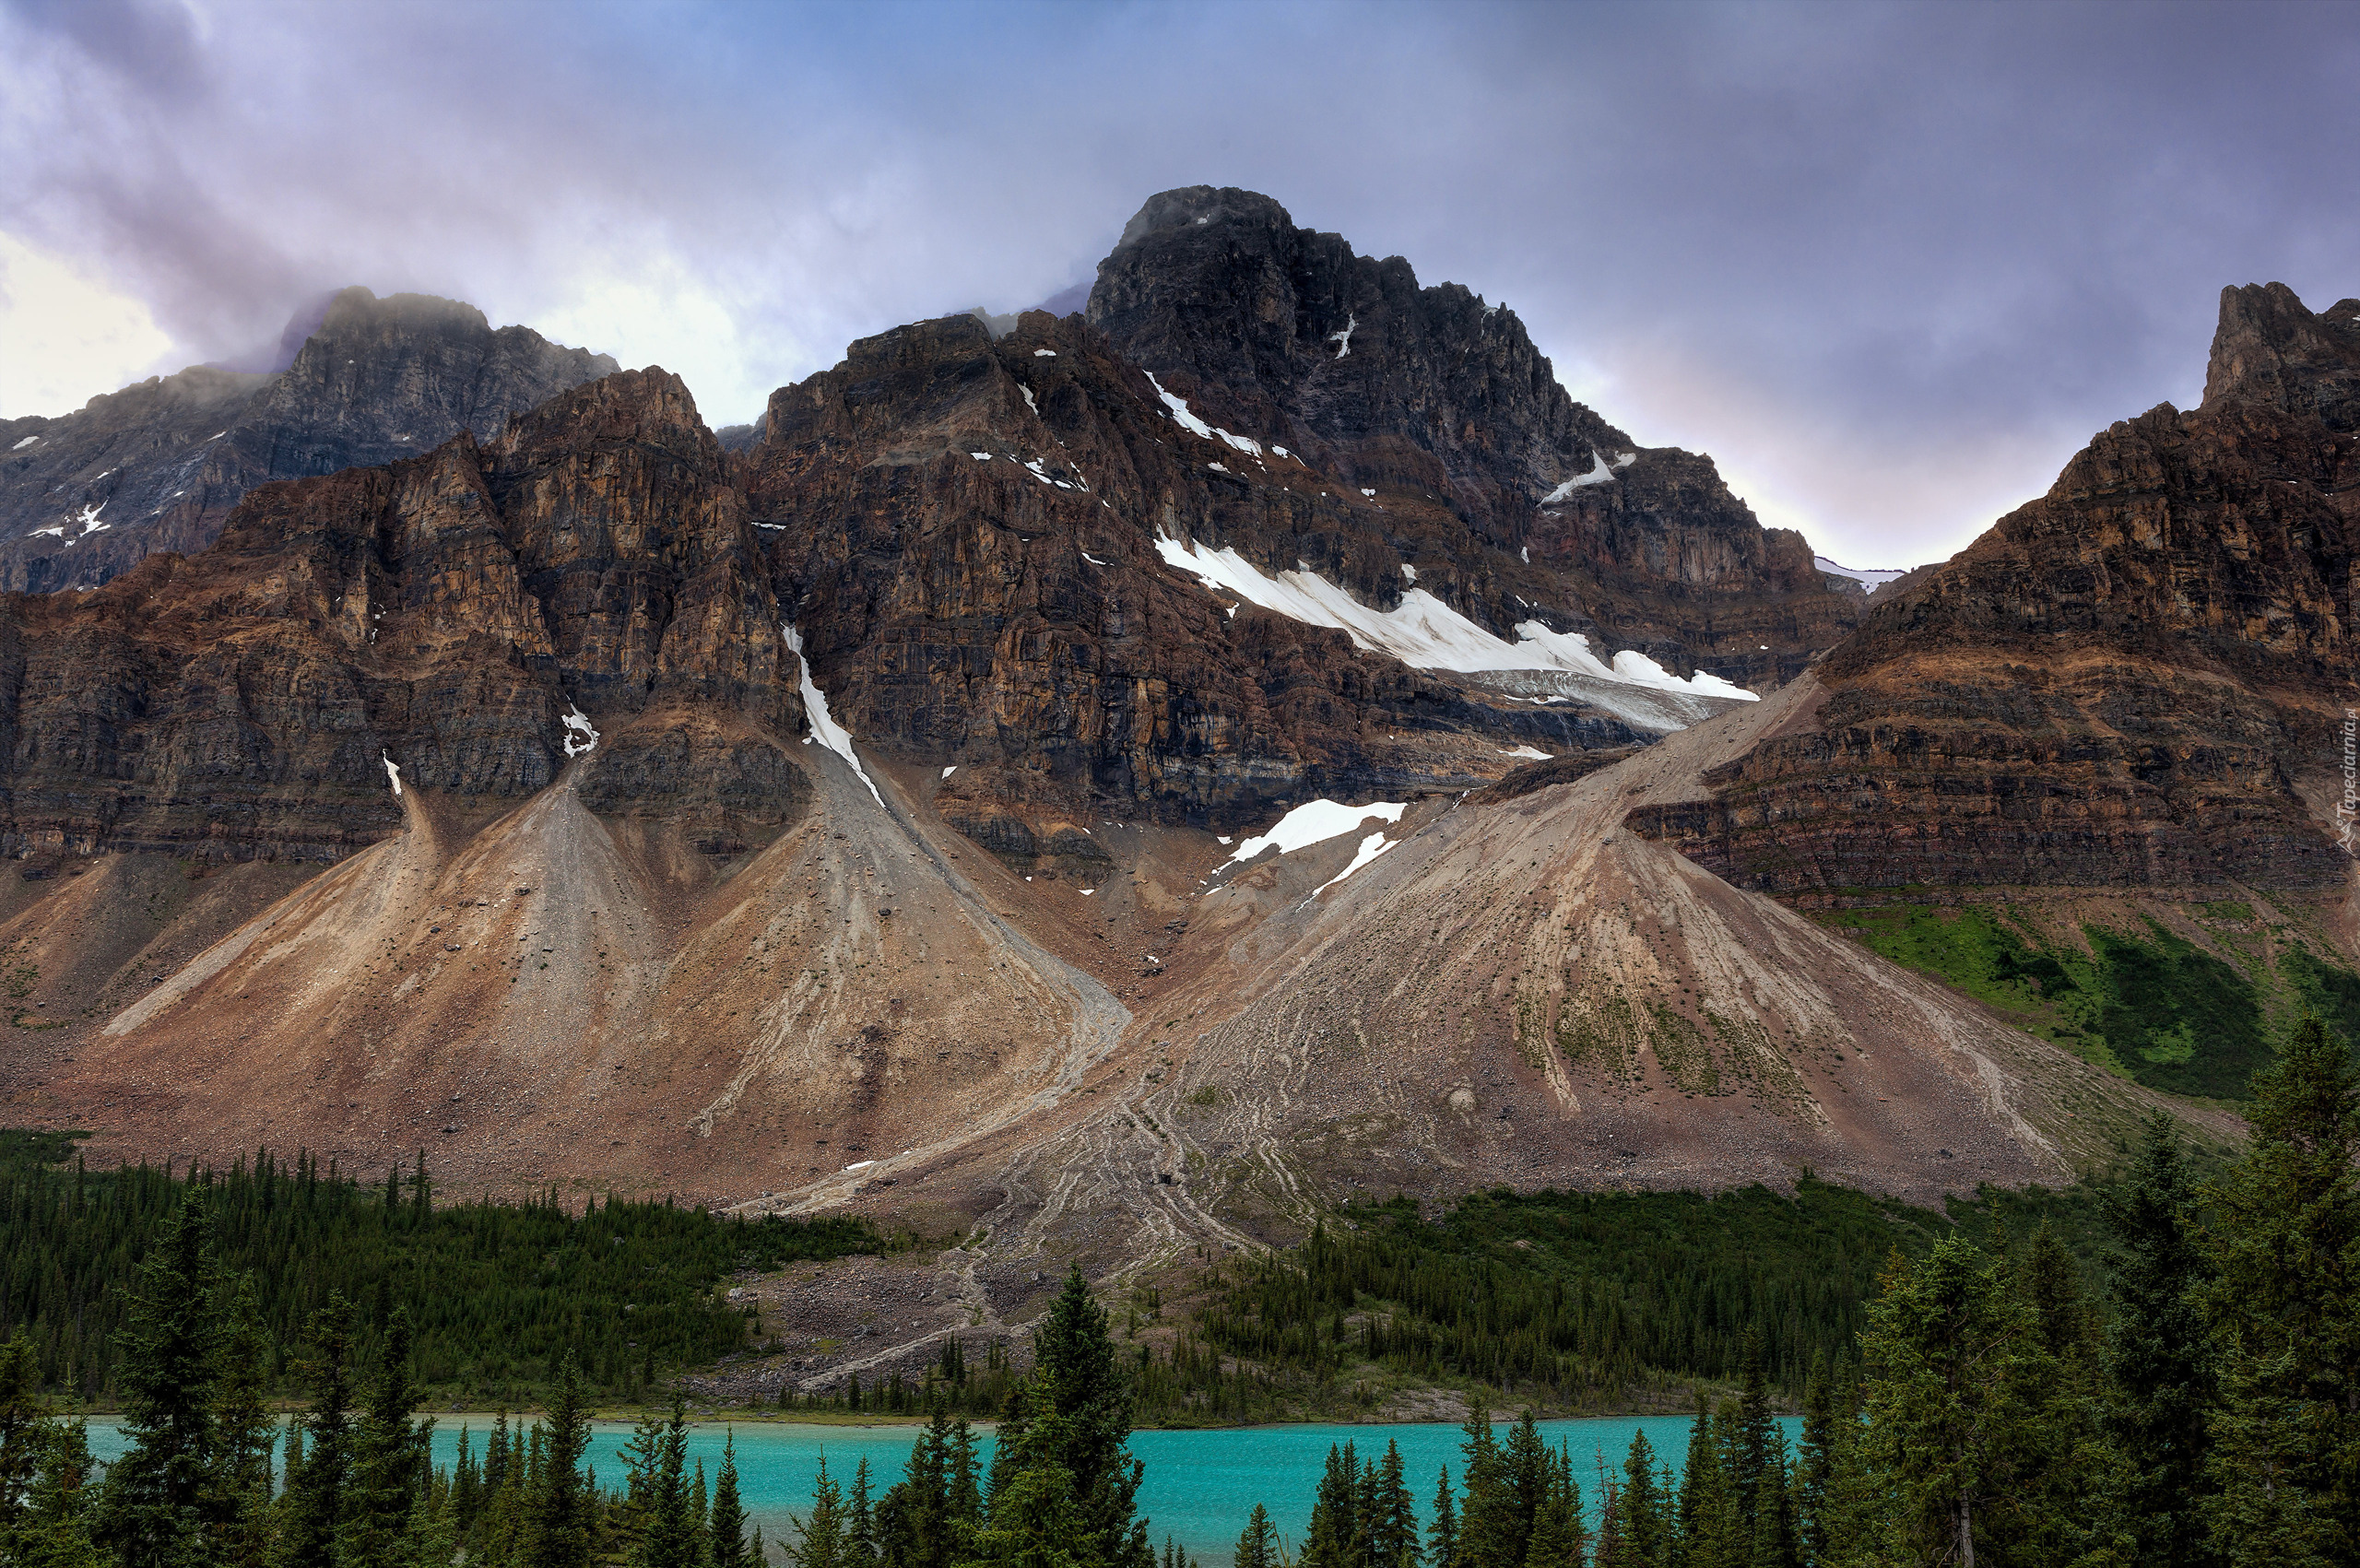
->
1632;283;2360;895
739;309;1647;851
1086;186;1860;687
0;368;802;865
0;288;617;593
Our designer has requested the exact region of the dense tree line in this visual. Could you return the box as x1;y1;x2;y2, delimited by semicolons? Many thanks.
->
0;1137;879;1402
1142;1174;2098;1419
0;1195;779;1567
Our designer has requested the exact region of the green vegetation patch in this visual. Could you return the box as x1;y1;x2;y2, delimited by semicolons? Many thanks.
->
1817;904;2276;1099
0;1136;881;1405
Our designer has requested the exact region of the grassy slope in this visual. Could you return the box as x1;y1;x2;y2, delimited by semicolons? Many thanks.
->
1811;896;2358;1102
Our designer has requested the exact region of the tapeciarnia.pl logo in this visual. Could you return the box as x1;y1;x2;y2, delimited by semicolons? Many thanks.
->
2343;708;2357;853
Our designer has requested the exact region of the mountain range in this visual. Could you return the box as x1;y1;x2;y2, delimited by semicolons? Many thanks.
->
0;186;2351;1391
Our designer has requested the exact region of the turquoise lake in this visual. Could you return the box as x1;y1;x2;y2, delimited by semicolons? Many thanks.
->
84;1415;1797;1561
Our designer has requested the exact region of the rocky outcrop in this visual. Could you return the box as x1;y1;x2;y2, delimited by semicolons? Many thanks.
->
1086;186;1859;687
0;369;803;864
0;288;616;593
738;308;1646;851
1631;283;2360;896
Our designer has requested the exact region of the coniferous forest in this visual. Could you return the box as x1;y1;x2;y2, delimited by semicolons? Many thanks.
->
0;1135;881;1405
3;1015;2356;1565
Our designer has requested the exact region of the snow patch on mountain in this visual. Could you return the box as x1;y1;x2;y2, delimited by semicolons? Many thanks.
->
1152;532;1755;702
1223;799;1406;869
785;624;884;808
1815;556;1908;592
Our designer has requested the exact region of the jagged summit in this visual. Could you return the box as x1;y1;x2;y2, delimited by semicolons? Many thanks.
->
0;286;616;592
2202;280;2360;430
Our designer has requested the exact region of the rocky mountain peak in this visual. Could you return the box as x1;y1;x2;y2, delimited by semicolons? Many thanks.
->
2201;280;2360;431
0;287;616;594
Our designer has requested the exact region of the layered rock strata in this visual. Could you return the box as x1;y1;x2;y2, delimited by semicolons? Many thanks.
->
1630;284;2360;896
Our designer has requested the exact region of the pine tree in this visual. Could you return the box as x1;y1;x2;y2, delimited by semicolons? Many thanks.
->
1426;1470;1457;1568
1032;1268;1152;1568
525;1353;595;1568
2;1332;50;1527
344;1306;429;1568
211;1279;277;1568
277;1292;360;1568
713;1433;750;1568
97;1196;222;1568
1233;1504;1279;1568
2200;1015;2360;1565
2102;1113;2218;1568
1455;1404;1517;1568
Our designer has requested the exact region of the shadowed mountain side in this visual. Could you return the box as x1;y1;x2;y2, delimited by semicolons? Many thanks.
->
0;288;617;592
1086;185;1861;688
0;367;799;867
738;308;1659;858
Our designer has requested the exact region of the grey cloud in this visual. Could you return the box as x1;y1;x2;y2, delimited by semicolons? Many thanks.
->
2;0;2355;565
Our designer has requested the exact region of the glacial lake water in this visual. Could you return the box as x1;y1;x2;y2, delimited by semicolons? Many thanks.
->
85;1415;1797;1560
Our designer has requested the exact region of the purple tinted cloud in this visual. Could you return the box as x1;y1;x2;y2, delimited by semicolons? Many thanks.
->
3;0;2355;566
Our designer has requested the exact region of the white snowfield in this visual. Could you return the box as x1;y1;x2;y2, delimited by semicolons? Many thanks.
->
10;436;37;451
785;623;885;808
1152;532;1756;703
1815;556;1908;593
1222;798;1406;869
382;752;403;796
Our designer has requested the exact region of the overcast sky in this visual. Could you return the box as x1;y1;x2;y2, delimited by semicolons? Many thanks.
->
4;0;2355;567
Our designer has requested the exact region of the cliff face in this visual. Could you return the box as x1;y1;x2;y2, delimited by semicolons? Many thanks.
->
1630;284;2360;897
1087;186;1859;687
0;369;803;865
0;288;617;593
738;309;1644;859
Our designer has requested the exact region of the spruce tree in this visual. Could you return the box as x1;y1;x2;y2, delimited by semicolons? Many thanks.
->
1233;1504;1278;1568
1300;1444;1360;1568
277;1292;359;1568
11;1418;105;1568
212;1279;277;1568
797;1456;847;1568
98;1196;222;1568
525;1353;595;1568
2200;1015;2360;1565
1426;1471;1457;1568
957;1380;1095;1568
1613;1432;1668;1568
714;1433;750;1568
344;1306;429;1568
848;1457;878;1567
2101;1113;2218;1568
1516;1451;1580;1568
1032;1268;1151;1568
1371;1442;1419;1568
1790;1356;1835;1568
633;1398;695;1568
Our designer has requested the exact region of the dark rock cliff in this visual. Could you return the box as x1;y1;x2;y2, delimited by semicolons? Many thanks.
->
1631;283;2360;895
0;369;803;863
0;288;617;593
1086;186;1858;687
